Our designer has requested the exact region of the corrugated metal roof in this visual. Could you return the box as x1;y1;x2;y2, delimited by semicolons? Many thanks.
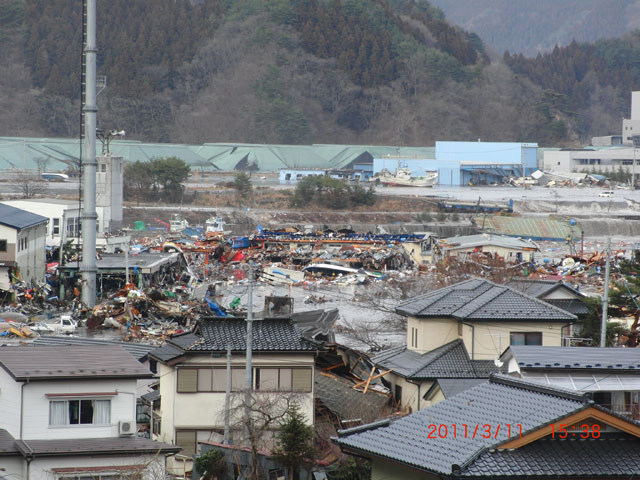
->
506;345;640;370
441;233;538;251
0;137;435;172
475;215;582;241
0;346;153;380
0;204;48;230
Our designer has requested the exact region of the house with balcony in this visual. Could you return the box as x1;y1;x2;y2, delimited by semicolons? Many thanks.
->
0;345;179;480
501;345;640;420
333;374;640;479
370;278;576;412
149;316;319;475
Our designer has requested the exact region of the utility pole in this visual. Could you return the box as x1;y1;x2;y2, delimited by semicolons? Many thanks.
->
224;344;232;444
600;237;612;347
80;0;98;307
244;263;254;438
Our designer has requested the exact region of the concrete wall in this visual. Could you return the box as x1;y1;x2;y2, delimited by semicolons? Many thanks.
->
96;155;124;231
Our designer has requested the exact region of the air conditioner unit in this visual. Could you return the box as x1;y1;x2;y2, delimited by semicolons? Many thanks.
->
119;420;136;436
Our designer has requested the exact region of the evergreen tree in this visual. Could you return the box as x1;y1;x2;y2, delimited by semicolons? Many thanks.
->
272;403;315;479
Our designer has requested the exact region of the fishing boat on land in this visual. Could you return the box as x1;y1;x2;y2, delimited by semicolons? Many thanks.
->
371;167;437;187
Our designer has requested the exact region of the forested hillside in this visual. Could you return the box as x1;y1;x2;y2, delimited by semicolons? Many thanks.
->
429;0;640;57
0;0;638;149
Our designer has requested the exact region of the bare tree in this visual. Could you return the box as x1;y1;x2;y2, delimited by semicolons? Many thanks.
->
11;173;48;198
221;390;307;480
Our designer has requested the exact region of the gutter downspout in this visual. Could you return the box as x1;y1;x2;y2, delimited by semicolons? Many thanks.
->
561;322;574;347
20;381;27;439
462;322;475;359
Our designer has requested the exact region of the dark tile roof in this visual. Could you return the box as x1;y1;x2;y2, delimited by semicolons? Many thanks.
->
15;436;180;457
395;278;576;322
0;346;153;381
0;204;48;230
506;345;640;371
463;435;640;477
0;429;18;456
193;317;317;352
506;279;576;298
149;317;317;363
334;375;587;475
372;340;500;380
436;378;488;399
545;298;591;315
34;335;157;361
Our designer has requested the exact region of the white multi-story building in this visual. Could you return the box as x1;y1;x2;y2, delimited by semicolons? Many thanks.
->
623;91;640;145
0;345;179;480
0;203;47;289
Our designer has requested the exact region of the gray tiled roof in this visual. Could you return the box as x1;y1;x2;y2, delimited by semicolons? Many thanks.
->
436;378;488;399
149;317;317;363
372;340;500;380
34;335;157;361
0;346;153;381
0;204;48;230
506;279;573;298
545;298;591;315
192;317;318;352
463;435;640;477
0;429;17;456
506;345;640;370
334;375;587;475
15;436;180;457
395;278;576;321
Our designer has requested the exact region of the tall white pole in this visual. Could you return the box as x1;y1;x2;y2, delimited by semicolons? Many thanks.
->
224;344;232;444
600;237;611;347
244;263;254;441
80;0;98;307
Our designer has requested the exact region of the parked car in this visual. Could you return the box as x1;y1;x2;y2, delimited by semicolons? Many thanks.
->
598;191;614;197
43;315;77;334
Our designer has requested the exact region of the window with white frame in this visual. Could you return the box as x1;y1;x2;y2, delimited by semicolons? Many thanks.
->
49;399;111;425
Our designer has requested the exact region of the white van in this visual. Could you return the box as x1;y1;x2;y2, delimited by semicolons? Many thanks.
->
598;191;614;198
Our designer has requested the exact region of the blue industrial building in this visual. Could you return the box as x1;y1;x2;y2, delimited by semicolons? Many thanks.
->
373;142;538;187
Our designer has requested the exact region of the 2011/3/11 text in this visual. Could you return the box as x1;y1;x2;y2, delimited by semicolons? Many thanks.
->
427;424;522;439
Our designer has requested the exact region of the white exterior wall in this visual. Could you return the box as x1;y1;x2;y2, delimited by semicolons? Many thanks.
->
372;457;438;480
0;457;23;479
0;367;22;438
383;372;432;413
96;155;124;232
29;453;164;480
1;200;71;246
15;222;46;284
544;147;638;173
543;288;579;300
20;378;138;440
